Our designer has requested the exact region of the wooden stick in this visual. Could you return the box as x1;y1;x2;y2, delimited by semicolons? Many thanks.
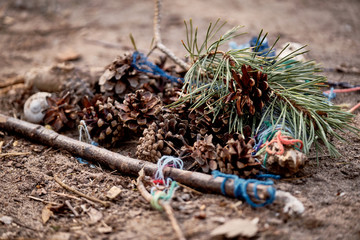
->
152;0;189;70
0;152;31;157
0;113;272;201
137;169;186;240
53;175;110;207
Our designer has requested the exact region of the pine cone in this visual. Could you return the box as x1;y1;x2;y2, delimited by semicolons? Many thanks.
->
136;113;189;162
216;135;260;177
159;82;183;105
80;95;124;146
43;92;79;132
188;98;230;143
98;53;146;99
119;90;162;133
61;77;94;105
225;64;271;115
180;134;217;173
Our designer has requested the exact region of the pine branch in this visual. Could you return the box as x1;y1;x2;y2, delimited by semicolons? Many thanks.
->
173;21;359;157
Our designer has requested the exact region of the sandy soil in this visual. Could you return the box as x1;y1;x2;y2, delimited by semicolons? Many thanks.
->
0;0;360;239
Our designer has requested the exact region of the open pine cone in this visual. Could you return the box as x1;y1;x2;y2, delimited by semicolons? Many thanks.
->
225;64;271;115
136;113;189;162
180;134;217;173
43;92;79;132
80;95;124;146
216;135;260;177
98;53;146;99
119;89;162;133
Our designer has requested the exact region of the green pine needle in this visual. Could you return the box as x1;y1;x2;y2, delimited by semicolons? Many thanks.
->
173;20;358;157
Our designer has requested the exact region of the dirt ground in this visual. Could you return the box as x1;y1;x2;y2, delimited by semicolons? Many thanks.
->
0;0;360;239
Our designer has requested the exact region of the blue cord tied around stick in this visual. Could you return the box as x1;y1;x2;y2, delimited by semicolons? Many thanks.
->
212;170;277;208
131;51;183;83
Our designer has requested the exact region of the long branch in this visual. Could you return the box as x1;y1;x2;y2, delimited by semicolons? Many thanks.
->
0;113;272;201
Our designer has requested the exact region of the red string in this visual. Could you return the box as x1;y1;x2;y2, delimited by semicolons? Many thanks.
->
323;86;360;94
349;102;360;113
153;179;164;185
261;130;303;155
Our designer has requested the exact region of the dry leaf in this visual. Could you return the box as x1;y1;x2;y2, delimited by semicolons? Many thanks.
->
87;207;103;224
210;218;258;239
42;205;54;224
106;186;122;200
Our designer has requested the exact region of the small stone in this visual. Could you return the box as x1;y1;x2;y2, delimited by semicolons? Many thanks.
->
106;186;122;200
0;216;13;225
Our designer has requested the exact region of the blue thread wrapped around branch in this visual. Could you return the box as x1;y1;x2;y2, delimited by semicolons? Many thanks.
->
131;51;183;83
212;170;276;208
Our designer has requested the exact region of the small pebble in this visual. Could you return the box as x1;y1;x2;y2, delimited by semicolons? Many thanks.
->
194;211;206;219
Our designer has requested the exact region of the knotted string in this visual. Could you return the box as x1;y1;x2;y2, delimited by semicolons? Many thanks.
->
131;51;183;83
150;156;183;210
77;120;97;167
212;170;276;208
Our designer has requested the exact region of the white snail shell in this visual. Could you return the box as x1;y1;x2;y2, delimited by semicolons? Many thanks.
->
24;92;51;123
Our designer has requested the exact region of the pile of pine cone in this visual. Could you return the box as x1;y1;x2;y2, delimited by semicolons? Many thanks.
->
34;52;272;177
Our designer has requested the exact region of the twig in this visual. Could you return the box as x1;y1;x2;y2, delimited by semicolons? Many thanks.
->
65;200;79;217
0;141;3;154
137;169;186;240
0;151;31;157
52;191;82;201
0;76;25;88
0;113;274;202
28;195;61;206
53;175;110;207
152;0;189;70
176;182;202;195
2;138;14;150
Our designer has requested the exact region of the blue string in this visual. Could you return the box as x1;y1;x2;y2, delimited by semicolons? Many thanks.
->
323;87;336;101
212;170;276;208
229;37;276;58
131;51;183;83
256;174;281;180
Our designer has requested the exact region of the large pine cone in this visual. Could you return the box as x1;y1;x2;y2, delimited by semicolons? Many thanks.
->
119;90;162;133
225;64;271;115
136;113;189;162
215;135;260;177
180;134;217;173
43;92;79;132
80;95;124;146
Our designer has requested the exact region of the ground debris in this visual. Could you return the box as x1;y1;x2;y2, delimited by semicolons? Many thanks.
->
210;218;258;239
